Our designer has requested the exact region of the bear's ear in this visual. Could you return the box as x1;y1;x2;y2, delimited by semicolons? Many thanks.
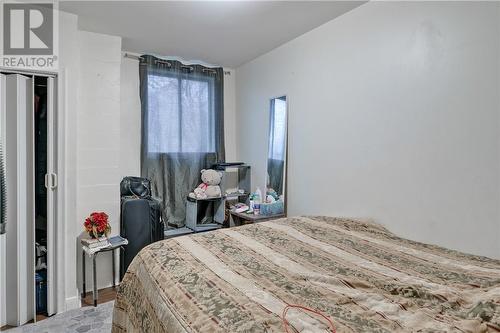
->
218;171;223;178
200;169;206;174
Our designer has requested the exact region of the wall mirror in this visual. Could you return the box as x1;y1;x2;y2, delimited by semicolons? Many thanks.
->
266;96;288;214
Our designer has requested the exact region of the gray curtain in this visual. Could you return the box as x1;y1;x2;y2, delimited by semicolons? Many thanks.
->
140;55;225;227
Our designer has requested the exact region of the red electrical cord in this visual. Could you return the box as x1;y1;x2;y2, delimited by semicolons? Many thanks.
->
282;304;336;333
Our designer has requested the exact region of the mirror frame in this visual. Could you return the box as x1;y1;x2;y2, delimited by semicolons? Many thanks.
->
266;94;288;216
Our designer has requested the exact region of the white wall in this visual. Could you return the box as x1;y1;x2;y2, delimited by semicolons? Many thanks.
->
56;14;124;309
58;10;80;312
76;31;122;298
224;69;238;161
236;1;500;259
120;58;141;178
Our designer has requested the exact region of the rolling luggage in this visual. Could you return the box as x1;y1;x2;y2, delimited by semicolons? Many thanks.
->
120;177;163;278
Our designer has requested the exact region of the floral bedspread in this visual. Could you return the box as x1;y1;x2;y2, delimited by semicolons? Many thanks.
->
112;216;500;333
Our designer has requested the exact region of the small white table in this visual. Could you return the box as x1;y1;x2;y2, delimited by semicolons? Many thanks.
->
81;238;128;306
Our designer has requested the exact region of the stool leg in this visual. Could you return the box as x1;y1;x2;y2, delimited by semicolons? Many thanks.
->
92;255;97;307
112;249;116;288
82;250;86;298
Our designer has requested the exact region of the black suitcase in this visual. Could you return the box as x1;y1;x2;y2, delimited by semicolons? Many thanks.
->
120;196;163;279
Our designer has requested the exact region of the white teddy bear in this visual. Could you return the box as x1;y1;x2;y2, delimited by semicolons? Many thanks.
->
189;169;222;200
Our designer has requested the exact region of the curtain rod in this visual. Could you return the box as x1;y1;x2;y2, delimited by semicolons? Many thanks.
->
124;53;141;61
123;53;231;75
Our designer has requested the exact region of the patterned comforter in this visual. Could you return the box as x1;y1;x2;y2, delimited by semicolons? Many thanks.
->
112;216;500;333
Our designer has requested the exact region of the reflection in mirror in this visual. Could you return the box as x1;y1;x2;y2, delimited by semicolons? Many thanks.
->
266;96;287;213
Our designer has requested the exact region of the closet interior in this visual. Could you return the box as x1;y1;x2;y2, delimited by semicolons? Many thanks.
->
35;76;48;319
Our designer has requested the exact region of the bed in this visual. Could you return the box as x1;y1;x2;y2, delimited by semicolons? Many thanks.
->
112;216;500;333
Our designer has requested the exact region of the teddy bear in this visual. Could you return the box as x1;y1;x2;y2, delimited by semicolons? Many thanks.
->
189;169;222;200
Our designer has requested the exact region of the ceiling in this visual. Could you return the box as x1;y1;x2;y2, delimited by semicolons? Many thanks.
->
60;1;365;68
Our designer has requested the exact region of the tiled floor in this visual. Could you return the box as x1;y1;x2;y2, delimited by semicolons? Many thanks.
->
1;287;118;332
5;301;114;333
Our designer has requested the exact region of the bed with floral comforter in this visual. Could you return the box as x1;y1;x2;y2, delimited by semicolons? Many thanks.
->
112;216;500;333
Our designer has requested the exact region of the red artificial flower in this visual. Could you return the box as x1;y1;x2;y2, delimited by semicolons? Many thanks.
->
83;212;110;238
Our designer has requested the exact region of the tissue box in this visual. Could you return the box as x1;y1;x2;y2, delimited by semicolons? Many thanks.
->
260;201;284;216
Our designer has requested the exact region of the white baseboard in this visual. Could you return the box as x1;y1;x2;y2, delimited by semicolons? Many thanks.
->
65;296;81;311
64;281;118;314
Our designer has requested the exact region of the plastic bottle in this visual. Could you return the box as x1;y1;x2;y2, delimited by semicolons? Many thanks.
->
254;187;262;215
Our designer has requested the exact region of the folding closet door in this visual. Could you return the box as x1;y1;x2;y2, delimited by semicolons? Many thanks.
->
0;74;6;328
46;77;57;316
4;74;35;326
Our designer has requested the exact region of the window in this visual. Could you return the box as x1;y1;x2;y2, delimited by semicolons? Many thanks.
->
147;73;215;153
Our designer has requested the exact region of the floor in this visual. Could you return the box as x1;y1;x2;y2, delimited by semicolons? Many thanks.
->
0;287;117;332
5;302;114;333
81;287;118;307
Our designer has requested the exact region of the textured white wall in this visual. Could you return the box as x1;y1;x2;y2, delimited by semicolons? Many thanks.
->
58;10;80;311
224;69;238;162
76;31;122;296
60;26;130;311
236;1;500;258
120;58;141;178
